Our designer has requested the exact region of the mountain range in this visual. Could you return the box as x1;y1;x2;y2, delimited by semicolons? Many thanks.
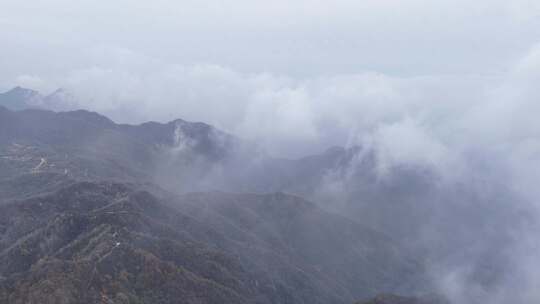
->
3;86;512;304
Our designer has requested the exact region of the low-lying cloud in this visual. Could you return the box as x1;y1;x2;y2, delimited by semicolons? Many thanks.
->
9;43;538;179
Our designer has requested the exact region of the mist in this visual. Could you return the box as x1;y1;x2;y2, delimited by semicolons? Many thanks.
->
2;0;540;303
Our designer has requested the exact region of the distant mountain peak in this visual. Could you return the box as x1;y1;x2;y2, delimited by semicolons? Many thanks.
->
3;86;42;99
0;86;44;110
46;87;70;98
168;118;188;126
50;87;65;94
6;86;40;96
44;87;79;111
60;109;115;126
0;86;82;112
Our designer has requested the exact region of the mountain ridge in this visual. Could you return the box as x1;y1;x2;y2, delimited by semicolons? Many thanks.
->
0;181;429;303
0;86;443;303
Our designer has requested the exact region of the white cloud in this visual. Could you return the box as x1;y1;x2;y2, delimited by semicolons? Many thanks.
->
363;117;454;178
14;75;45;91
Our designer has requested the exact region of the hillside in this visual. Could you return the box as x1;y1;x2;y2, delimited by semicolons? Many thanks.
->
0;182;426;303
0;91;434;303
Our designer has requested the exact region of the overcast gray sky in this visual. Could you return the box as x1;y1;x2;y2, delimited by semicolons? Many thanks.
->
2;0;540;82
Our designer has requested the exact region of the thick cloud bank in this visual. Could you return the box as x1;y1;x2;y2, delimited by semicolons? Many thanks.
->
8;44;540;187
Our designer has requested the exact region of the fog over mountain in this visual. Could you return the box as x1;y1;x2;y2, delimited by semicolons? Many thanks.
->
2;1;540;304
